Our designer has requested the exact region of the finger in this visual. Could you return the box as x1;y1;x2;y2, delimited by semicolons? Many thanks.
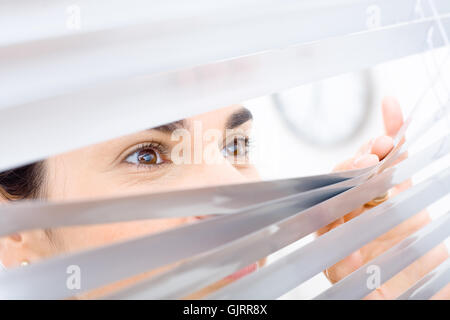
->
364;243;449;299
355;138;375;158
431;282;450;299
353;154;379;168
320;154;380;236
323;250;365;284
332;153;379;172
391;179;412;197
316;216;346;237
371;135;394;160
382;96;404;138
333;158;357;172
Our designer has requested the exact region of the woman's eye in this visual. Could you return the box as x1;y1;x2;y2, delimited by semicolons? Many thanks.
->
125;148;163;166
222;137;249;159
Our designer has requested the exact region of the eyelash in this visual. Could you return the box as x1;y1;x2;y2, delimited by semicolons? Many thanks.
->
224;136;252;150
123;142;171;169
122;137;254;169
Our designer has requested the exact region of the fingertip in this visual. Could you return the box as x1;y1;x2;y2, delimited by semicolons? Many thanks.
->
382;96;400;112
382;96;398;105
382;96;404;138
371;135;394;160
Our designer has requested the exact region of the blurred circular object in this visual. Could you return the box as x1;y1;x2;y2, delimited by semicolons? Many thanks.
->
272;70;376;147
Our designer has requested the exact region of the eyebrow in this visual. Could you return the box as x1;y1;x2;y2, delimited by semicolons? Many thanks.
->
146;107;253;134
226;107;253;129
149;120;186;133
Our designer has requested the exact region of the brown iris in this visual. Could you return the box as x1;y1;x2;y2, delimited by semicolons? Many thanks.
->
225;137;247;157
137;149;158;165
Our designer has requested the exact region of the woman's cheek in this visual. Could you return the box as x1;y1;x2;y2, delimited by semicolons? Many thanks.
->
51;217;196;253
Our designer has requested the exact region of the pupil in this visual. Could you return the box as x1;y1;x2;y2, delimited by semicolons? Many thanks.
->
137;149;157;164
222;138;248;159
228;138;245;157
233;143;239;156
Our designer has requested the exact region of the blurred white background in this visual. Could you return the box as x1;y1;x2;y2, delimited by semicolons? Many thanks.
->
245;48;450;299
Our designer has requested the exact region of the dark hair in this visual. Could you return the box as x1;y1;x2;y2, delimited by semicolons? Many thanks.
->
0;162;45;201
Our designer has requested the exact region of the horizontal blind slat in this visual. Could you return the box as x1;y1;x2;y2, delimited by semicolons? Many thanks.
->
3;1;450;108
0;131;443;299
2;0;448;47
1;17;449;171
106;136;450;299
397;258;450;300
205;167;450;299
314;212;450;300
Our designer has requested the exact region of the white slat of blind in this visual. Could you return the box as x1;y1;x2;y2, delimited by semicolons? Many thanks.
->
3;0;448;47
1;17;448;171
314;212;450;300
1;91;445;234
0;132;447;300
205;167;450;299
3;0;449;109
100;136;450;299
397;258;450;299
0;174;351;236
0;0;448;301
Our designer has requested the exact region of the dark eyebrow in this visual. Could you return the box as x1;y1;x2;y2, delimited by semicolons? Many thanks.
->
148;120;186;134
226;107;253;129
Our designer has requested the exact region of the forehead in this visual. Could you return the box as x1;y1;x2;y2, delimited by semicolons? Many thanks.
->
184;104;246;130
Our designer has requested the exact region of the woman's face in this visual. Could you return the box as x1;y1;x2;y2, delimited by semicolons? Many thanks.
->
0;104;260;298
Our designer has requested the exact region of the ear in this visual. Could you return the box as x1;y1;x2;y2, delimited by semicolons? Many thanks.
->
0;230;57;268
0;190;14;268
0;187;10;202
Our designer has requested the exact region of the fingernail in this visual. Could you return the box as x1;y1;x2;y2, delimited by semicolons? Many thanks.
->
371;135;394;157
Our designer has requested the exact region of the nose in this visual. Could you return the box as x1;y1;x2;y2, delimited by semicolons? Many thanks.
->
180;161;249;190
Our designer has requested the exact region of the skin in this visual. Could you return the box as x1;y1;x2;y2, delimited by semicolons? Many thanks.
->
0;98;448;299
319;97;450;299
